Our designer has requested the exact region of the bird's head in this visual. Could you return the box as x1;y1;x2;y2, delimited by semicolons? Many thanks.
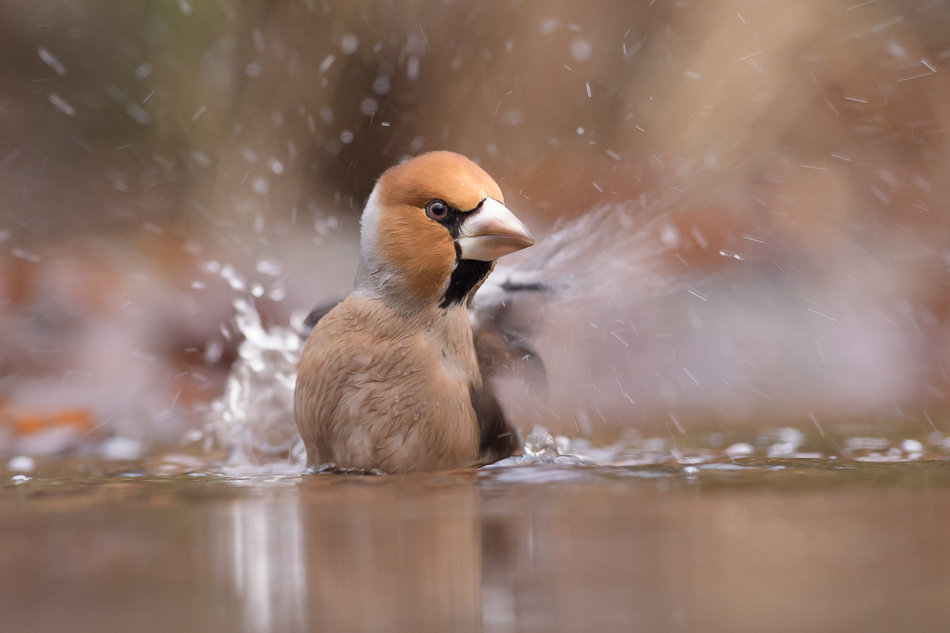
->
356;151;534;312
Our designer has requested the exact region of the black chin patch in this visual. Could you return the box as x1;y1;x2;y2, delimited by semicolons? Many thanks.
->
440;259;493;308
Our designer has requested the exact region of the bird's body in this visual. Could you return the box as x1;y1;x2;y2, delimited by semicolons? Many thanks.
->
296;294;479;473
294;152;534;473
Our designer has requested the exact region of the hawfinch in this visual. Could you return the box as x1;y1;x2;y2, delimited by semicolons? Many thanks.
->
294;151;535;473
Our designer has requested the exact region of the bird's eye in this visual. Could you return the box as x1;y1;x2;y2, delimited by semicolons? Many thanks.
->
425;199;449;220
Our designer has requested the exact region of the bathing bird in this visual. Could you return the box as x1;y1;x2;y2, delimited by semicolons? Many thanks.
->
294;151;535;473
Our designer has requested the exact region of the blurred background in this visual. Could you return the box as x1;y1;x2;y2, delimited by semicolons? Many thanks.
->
1;0;949;455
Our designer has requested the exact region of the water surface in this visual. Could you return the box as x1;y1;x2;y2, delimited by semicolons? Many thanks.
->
3;454;950;633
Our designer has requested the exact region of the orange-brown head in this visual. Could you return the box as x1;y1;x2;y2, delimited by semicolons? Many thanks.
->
355;151;533;313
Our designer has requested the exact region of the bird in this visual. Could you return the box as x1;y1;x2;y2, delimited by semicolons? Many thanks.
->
294;151;536;474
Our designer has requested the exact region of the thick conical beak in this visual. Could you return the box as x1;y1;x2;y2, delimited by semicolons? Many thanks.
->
457;198;534;261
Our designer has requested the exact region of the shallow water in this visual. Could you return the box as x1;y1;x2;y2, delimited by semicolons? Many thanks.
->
3;452;950;633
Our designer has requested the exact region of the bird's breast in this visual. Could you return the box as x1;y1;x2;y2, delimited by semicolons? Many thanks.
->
294;295;480;473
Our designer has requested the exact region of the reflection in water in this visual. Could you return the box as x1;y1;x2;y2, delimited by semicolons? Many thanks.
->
227;489;306;632
2;465;950;632
301;480;481;632
209;467;950;633
222;477;483;633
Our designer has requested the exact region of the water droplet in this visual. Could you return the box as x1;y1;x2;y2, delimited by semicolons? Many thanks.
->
340;34;359;55
360;98;378;116
539;17;561;35
372;76;391;95
569;39;592;62
7;456;35;472
251;178;270;195
500;110;524;126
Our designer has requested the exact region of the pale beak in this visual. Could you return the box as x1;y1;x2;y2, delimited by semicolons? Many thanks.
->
457;198;535;261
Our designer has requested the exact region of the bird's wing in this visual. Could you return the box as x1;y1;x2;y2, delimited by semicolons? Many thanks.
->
470;379;521;463
467;269;561;462
300;298;344;337
470;267;556;388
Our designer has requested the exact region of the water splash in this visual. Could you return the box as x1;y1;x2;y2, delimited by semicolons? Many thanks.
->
206;298;305;469
482;200;694;309
488;425;950;471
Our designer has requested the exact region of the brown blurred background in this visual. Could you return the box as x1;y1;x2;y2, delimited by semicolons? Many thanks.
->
1;0;949;450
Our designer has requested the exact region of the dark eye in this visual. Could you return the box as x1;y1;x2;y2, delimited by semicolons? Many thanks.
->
425;199;448;220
